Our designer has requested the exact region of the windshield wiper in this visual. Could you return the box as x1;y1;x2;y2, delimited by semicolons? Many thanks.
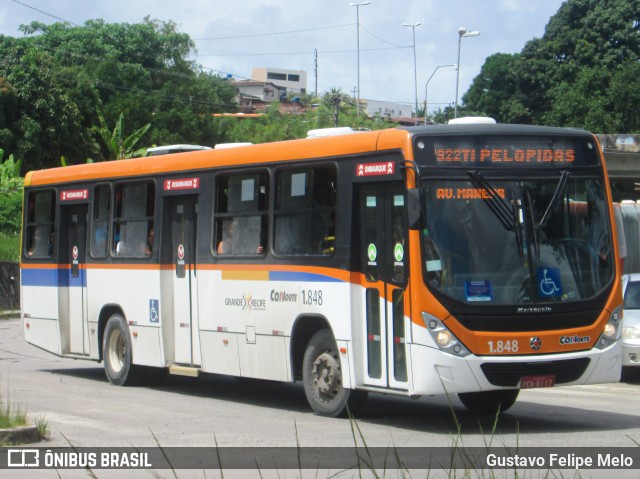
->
537;171;570;229
467;170;517;231
468;170;525;263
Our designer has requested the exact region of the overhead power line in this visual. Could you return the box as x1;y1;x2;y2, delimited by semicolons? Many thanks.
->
359;24;408;48
197;45;411;57
10;0;81;27
193;23;355;41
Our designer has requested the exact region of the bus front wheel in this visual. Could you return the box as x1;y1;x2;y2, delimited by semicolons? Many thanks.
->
458;389;520;414
103;314;142;386
302;329;367;417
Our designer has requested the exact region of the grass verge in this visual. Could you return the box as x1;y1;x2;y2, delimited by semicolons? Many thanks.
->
0;387;26;429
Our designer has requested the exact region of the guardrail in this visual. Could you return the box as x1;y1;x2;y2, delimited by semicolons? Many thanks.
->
596;134;640;153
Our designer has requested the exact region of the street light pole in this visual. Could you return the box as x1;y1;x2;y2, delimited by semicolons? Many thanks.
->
350;1;370;125
402;22;422;126
424;64;456;125
454;26;480;118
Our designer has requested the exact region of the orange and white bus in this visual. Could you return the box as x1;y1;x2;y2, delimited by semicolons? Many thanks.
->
21;123;623;416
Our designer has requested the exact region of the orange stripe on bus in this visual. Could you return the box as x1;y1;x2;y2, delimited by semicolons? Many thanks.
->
221;270;269;281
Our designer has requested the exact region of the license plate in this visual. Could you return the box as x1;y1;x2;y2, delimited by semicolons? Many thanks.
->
520;374;555;389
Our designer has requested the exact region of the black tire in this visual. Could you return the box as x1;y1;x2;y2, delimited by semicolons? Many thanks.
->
103;314;143;386
302;329;368;417
458;389;520;414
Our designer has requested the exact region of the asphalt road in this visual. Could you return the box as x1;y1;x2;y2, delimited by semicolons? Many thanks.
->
1;316;640;478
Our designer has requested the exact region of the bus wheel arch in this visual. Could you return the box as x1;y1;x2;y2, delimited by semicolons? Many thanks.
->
291;314;332;381
299;326;367;417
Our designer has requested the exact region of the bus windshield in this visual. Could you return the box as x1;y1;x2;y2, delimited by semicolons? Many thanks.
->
421;176;614;305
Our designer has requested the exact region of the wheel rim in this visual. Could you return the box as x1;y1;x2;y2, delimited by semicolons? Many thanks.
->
312;349;341;400
107;328;125;374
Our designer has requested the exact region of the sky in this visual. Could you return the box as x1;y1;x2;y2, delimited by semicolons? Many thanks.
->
0;0;567;114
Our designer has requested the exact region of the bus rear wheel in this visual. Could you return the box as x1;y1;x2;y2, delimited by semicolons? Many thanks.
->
103;314;142;386
458;389;520;414
302;329;367;417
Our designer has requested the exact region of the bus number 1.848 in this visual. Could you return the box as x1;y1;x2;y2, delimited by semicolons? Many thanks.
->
487;340;519;353
301;289;323;306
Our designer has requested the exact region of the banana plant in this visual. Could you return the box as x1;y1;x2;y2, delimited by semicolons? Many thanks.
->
92;110;151;160
0;148;23;193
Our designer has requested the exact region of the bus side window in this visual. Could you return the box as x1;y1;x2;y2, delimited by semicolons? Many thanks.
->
90;185;110;258
112;182;155;257
214;172;268;256
25;191;56;258
274;166;336;255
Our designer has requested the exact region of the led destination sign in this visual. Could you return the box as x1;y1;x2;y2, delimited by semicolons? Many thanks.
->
435;147;575;164
415;135;599;168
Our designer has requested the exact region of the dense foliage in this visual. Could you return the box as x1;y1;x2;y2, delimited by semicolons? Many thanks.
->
462;0;640;131
0;17;238;172
0;149;22;235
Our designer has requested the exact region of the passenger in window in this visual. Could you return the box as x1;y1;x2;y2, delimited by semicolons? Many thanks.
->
311;177;336;254
145;227;154;256
217;219;236;254
217;218;264;255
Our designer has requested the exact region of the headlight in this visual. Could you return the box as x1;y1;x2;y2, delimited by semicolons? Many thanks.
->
596;306;623;349
623;327;640;340
436;330;451;346
603;323;617;339
423;313;470;357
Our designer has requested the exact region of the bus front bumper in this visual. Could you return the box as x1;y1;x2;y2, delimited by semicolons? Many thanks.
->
409;339;622;396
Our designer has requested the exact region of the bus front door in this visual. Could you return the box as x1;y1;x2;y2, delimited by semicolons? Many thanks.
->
358;183;410;390
164;195;200;366
60;204;89;355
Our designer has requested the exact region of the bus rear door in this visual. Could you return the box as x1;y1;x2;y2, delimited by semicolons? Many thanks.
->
357;182;410;390
162;194;201;366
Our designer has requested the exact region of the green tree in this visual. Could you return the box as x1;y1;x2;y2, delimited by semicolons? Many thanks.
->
223;103;309;144
463;0;640;131
0;17;238;170
0;148;23;235
322;88;354;127
462;53;532;124
0;35;93;171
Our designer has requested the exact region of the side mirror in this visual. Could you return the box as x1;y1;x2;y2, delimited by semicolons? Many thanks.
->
407;187;423;230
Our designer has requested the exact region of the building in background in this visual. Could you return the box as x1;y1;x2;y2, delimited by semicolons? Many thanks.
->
360;99;412;121
251;68;307;95
231;80;286;112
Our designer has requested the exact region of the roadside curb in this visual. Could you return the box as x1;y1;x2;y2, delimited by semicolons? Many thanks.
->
0;425;40;445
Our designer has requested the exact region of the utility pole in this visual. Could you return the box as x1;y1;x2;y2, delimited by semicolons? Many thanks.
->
314;49;318;98
350;1;370;125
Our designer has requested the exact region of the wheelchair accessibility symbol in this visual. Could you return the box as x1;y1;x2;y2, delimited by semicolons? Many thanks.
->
537;267;561;298
149;299;159;323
